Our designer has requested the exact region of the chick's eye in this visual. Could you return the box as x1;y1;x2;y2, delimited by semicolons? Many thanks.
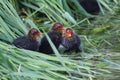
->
66;30;71;33
31;29;36;34
54;23;61;28
58;26;62;28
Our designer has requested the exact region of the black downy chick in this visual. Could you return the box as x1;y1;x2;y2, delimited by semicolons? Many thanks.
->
79;0;100;15
12;28;41;51
62;28;81;53
39;22;64;54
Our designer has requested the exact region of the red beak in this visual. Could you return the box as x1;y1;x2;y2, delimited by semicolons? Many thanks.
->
59;26;64;30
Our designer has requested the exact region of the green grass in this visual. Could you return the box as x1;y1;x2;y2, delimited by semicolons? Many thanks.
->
0;0;120;80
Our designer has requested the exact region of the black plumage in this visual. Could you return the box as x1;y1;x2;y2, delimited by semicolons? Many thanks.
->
79;0;100;15
39;22;64;54
62;28;81;53
12;28;41;51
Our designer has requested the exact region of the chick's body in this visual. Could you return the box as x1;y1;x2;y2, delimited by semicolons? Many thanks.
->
12;28;41;51
39;31;62;54
79;0;100;15
39;22;64;54
13;36;39;51
62;28;81;53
